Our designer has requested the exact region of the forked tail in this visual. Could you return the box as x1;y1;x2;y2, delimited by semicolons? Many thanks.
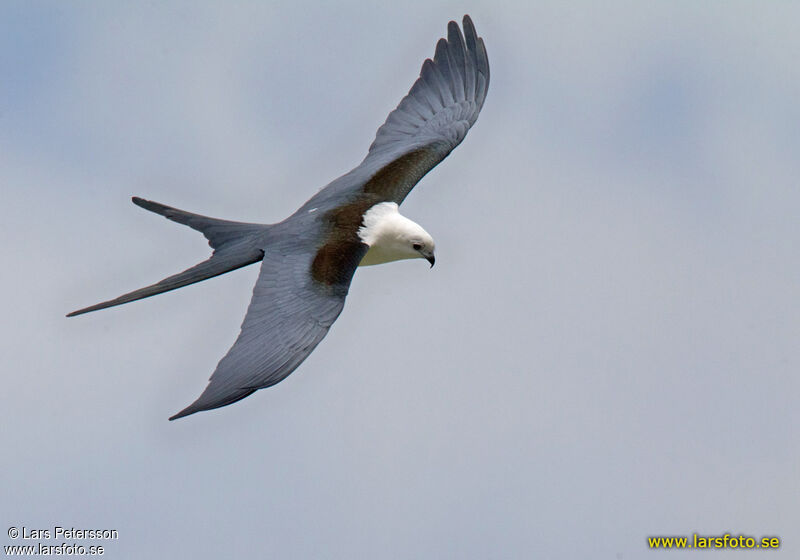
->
67;197;267;317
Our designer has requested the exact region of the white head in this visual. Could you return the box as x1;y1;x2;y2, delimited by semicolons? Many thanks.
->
358;202;436;267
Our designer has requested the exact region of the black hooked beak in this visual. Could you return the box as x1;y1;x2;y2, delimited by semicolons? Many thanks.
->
415;244;435;268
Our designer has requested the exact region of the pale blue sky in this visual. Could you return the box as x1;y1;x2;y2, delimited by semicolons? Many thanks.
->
2;2;798;558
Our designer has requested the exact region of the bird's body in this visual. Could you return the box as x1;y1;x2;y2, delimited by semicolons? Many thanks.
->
68;16;489;420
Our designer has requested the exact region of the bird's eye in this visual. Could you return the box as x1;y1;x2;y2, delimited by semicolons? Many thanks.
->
412;243;422;251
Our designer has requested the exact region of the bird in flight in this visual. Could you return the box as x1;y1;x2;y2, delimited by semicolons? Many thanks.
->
68;15;489;420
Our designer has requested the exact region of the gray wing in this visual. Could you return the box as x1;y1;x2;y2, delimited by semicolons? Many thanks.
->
169;242;366;420
356;15;489;204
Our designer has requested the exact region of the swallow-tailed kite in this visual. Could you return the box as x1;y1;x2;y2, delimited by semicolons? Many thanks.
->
68;15;489;420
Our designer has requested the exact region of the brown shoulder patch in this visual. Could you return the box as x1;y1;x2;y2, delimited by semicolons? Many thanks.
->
363;147;444;204
310;145;444;287
311;239;367;286
310;195;378;286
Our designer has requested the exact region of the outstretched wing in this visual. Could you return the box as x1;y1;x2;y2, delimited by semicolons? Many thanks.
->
355;15;489;205
167;15;490;420
170;241;367;420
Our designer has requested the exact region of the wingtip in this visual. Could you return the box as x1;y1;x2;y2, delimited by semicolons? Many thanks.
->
462;14;476;32
64;301;114;317
447;19;464;43
462;15;480;52
66;306;92;318
168;403;199;421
